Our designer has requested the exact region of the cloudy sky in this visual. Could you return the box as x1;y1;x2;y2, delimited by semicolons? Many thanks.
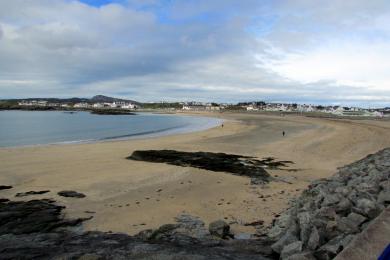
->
1;0;390;107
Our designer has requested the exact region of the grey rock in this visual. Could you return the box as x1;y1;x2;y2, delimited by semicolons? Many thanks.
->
234;233;252;240
268;213;295;240
379;180;390;191
335;198;352;214
325;220;339;240
135;229;154;240
175;214;210;239
298;212;312;245
271;231;298;254
280;241;303;260
307;226;320;250
377;190;390;205
286;251;316;260
208;220;231;239
334;187;350;196
314;235;345;260
355;198;381;218
322;193;342;207
78;254;102;260
314;207;337;220
337;213;366;234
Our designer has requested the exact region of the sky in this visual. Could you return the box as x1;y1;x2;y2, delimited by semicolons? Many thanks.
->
0;0;390;107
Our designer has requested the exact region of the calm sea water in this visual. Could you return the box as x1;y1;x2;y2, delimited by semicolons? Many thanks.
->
0;111;223;147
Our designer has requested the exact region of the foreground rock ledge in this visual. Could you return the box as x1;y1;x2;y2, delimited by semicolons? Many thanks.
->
0;199;274;259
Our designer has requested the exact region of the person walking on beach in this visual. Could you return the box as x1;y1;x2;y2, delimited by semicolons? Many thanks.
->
282;131;285;137
221;124;224;128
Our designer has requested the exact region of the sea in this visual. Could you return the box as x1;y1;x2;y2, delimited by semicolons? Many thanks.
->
0;111;223;147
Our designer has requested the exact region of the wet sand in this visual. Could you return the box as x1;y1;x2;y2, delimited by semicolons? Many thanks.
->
1;112;390;235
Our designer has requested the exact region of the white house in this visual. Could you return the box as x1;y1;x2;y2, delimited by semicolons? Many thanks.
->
92;103;104;108
74;103;90;108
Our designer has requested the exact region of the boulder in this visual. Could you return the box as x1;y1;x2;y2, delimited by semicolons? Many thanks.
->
268;213;295;240
297;212;312;245
271;231;298;254
286;251;316;260
208;220;231;239
280;241;303;260
322;193;342;207
379;180;390;191
355;198;380;218
337;213;366;234
325;221;339;240
377;190;390;206
307;226;320;250
335;198;352;215
314;236;344;260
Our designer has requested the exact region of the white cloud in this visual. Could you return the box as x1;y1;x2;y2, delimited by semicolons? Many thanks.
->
261;40;390;90
0;0;389;107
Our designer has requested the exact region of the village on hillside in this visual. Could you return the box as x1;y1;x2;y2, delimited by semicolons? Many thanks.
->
14;99;390;118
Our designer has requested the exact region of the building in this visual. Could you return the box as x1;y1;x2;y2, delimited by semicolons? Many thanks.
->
74;103;90;108
92;103;103;108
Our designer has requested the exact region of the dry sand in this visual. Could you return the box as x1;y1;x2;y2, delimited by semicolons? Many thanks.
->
1;112;390;235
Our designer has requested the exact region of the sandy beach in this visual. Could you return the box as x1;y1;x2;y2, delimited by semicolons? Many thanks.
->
1;112;390;235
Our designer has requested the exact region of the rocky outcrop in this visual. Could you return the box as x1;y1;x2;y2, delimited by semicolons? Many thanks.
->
0;199;89;235
58;190;86;198
15;190;50;197
268;148;390;259
90;109;136;115
128;150;294;184
0;200;273;259
0;185;12;190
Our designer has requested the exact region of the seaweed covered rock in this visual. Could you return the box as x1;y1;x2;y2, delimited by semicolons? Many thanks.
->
58;190;86;198
128;150;295;184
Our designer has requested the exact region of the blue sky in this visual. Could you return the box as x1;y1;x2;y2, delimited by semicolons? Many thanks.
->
79;0;127;7
1;0;390;107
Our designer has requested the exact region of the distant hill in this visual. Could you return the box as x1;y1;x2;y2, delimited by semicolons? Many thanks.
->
1;95;139;104
90;95;139;104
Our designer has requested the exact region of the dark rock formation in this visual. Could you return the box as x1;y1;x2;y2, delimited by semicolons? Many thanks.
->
0;185;12;190
15;190;50;197
90;109;136;115
128;150;294;184
58;190;86;198
267;148;390;259
0;201;273;259
0;199;89;235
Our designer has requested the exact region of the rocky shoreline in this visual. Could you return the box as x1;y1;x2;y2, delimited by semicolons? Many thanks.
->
0;148;389;259
267;148;390;259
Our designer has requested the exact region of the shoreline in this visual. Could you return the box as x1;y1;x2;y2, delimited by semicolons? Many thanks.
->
1;112;390;236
